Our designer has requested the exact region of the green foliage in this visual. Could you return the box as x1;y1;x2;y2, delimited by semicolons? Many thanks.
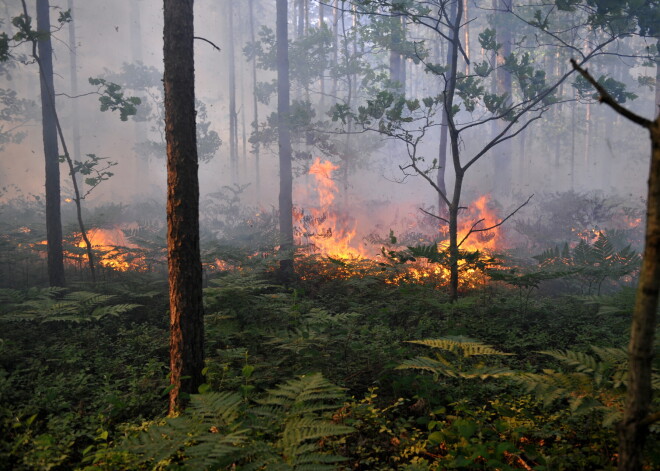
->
398;336;513;380
0;287;140;323
117;373;352;470
534;231;640;294
514;346;659;427
573;74;638;103
87;77;141;121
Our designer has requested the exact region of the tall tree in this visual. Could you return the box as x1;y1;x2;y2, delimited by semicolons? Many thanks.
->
277;0;294;280
248;0;261;200
226;0;238;182
37;0;65;287
572;58;659;471
163;0;205;414
66;0;81;183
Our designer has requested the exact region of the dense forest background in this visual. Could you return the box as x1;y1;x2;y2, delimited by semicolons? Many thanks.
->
0;0;658;470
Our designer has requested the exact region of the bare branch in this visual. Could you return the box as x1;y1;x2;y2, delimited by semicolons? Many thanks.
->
419;207;449;225
457;194;533;248
194;36;221;52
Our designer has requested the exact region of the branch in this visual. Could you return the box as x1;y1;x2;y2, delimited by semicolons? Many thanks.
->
194;36;221;52
570;58;653;128
419;207;449;225
641;411;660;427
457;194;533;248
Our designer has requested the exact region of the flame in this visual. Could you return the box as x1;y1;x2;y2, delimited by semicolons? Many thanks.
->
76;227;146;271
296;157;366;259
448;194;501;252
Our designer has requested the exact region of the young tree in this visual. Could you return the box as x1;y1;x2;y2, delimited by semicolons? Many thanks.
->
341;0;639;300
277;0;295;280
163;0;205;414
572;58;659;471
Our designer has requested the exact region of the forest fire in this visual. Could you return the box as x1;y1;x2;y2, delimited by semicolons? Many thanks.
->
75;227;146;271
295;157;367;259
293;157;503;288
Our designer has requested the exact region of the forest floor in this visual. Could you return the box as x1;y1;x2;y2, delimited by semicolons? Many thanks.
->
1;261;657;470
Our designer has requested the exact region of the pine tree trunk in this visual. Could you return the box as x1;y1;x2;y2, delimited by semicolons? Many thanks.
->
227;0;238;182
277;0;294;280
248;0;261;202
163;0;205;415
67;0;81;181
617;120;660;471
130;0;150;187
37;0;65;287
493;0;512;196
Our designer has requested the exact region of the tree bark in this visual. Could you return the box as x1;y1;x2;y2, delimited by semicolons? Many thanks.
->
617;121;660;470
277;0;294;280
163;0;205;415
37;0;65;287
571;58;660;471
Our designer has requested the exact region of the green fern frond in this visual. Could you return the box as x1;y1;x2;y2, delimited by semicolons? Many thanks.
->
259;373;346;413
280;417;354;448
407;337;512;356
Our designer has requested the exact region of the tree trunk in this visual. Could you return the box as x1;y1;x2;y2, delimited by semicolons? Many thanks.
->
37;0;65;287
492;0;512;196
617;120;660;471
319;1;325;108
248;0;261;202
655;53;660;119
446;0;462;301
331;0;339;100
277;0;294;280
227;0;238;183
163;0;205;415
437;1;457;221
130;0;150;188
67;0;81;181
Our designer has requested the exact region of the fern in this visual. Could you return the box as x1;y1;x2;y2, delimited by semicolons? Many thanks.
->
116;373;353;470
0;287;140;323
513;346;659;427
398;336;513;380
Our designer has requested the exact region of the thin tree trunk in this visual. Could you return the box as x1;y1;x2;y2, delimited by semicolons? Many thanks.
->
227;0;238;183
130;0;149;187
572;60;660;469
331;0;339;100
31;0;96;284
493;0;512;196
655;55;660;118
37;0;65;287
249;0;261;202
277;0;294;280
463;0;469;75
445;0;462;301
163;0;205;415
67;0;81;180
437;1;457;220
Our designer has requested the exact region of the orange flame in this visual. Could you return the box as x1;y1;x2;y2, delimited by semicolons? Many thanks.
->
297;157;367;259
77;227;145;271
